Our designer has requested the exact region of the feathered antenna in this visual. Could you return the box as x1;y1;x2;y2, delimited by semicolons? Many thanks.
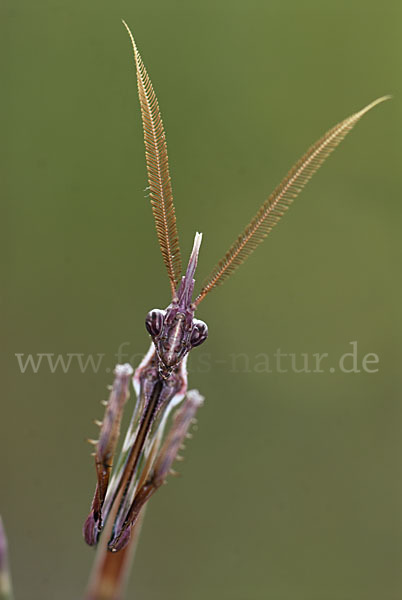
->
123;21;182;297
194;96;390;305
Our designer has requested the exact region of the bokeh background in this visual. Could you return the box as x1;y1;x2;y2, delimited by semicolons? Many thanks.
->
2;1;402;599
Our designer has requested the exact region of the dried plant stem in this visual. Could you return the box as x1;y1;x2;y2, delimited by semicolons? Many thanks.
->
0;518;14;600
84;508;145;600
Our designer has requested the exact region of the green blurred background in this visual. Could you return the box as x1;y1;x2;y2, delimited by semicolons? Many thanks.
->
2;1;401;598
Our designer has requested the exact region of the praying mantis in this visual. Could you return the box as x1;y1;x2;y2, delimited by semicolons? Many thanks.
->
82;19;388;597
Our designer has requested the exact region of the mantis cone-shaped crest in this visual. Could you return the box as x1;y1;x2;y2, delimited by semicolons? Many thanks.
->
145;233;208;378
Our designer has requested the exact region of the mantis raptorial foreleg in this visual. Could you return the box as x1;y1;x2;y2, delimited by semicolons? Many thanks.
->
84;352;203;553
84;364;134;546
108;389;204;552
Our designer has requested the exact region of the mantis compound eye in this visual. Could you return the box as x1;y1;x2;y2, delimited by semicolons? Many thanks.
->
145;309;166;337
190;319;208;347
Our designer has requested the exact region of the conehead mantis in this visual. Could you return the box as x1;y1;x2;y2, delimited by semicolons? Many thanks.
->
83;19;389;598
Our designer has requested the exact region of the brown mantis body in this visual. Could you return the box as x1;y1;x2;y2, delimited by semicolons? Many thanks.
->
83;19;388;598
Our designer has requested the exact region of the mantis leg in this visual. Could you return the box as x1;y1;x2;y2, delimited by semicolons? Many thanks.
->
108;389;204;552
83;364;134;546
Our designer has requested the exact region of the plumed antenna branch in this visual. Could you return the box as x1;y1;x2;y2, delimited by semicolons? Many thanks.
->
123;21;182;296
195;96;390;305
